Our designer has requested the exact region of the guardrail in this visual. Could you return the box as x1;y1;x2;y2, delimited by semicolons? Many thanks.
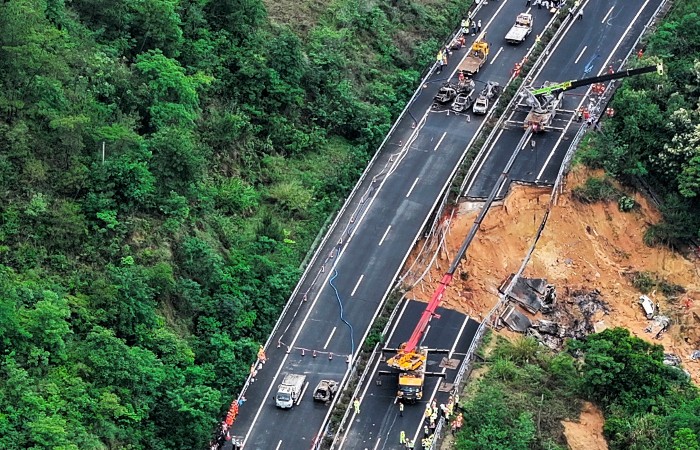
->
318;4;580;450
458;6;569;196
214;3;490;441
428;0;674;447
397;5;567;291
326;296;408;449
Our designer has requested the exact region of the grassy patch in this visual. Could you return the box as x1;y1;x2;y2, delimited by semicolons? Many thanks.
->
456;337;582;449
627;270;686;297
571;177;620;203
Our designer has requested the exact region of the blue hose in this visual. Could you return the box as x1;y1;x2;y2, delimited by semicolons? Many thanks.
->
329;270;355;355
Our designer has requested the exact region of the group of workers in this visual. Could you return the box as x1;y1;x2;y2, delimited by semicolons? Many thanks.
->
530;0;566;10
397;392;461;449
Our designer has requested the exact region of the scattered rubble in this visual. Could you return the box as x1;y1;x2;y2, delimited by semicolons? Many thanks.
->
499;275;556;314
645;315;671;339
501;304;532;332
500;278;612;349
663;353;682;367
412;172;700;382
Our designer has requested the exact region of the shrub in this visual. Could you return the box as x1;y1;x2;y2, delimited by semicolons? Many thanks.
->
618;195;637;212
571;177;620;203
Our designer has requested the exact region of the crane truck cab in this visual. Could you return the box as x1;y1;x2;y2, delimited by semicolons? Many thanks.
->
389;347;428;403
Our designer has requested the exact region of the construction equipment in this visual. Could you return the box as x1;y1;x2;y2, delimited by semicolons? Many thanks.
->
472;81;501;115
505;13;533;44
395;348;428;402
458;40;490;76
275;374;306;409
522;63;662;132
312;379;338;403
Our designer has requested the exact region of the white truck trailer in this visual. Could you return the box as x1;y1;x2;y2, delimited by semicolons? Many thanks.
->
275;374;307;409
505;13;533;44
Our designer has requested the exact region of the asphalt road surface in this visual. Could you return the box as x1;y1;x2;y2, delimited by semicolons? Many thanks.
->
336;300;479;450
464;0;663;199
224;0;554;448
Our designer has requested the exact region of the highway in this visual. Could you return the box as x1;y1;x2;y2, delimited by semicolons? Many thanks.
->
464;0;663;199
332;0;664;449
223;0;554;448
335;301;479;450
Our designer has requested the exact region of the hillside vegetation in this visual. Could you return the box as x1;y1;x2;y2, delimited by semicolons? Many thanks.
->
0;0;471;448
450;1;700;449
577;0;700;246
455;330;700;450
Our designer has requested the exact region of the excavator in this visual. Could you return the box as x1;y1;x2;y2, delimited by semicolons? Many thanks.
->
522;63;663;132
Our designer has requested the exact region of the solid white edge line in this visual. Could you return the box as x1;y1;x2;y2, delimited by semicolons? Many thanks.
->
536;0;653;181
337;300;411;449
323;326;337;350
373;437;382;450
275;440;283;450
463;128;505;195
410;314;470;446
241;233;355;446
351;274;364;297
378;225;392;246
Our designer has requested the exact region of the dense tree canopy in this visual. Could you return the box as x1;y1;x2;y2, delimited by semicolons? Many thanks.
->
455;331;699;450
0;0;473;448
577;1;700;246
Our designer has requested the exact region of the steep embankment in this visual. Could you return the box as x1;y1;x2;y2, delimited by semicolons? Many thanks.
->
411;166;700;380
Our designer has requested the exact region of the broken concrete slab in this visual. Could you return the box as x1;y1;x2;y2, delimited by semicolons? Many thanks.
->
501;305;532;332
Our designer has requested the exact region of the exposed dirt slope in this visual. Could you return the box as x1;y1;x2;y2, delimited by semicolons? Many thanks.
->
409;166;700;381
562;401;608;450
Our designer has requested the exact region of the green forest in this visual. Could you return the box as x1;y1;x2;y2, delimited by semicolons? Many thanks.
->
0;0;471;448
455;329;700;450
2;0;700;447
578;1;700;245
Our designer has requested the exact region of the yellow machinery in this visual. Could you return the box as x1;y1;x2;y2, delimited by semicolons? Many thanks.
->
386;273;453;403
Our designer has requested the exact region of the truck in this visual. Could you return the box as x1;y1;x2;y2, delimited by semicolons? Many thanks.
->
472;81;500;115
505;13;533;44
275;374;306;409
312;379;338;403
458;40;489;77
393;348;428;403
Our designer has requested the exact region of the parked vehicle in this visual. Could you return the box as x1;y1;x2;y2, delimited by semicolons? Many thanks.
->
458;40;489;76
505;13;533;44
312;380;338;402
275;374;307;409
